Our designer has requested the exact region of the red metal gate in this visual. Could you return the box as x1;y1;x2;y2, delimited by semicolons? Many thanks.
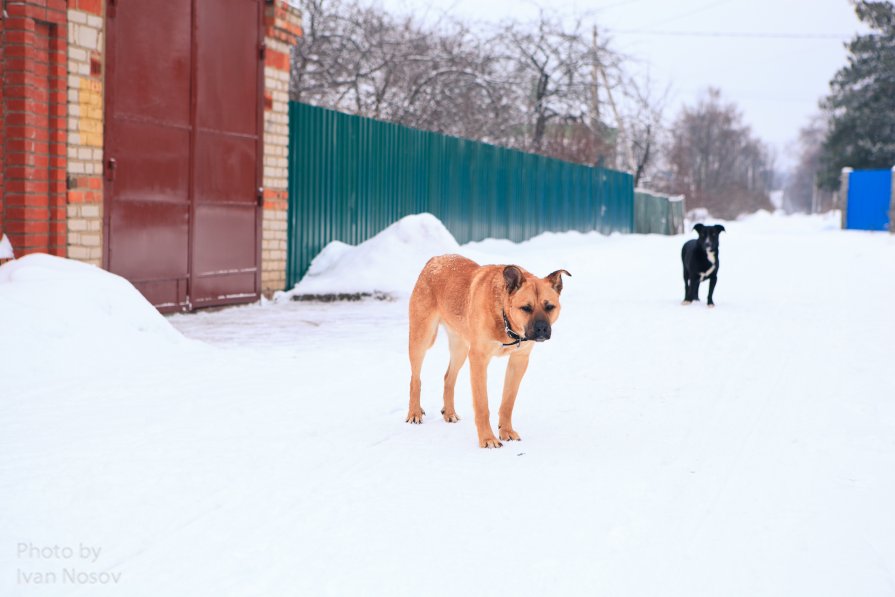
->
104;0;264;311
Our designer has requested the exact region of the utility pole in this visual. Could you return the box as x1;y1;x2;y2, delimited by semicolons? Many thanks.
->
599;62;636;174
591;25;605;167
592;26;600;127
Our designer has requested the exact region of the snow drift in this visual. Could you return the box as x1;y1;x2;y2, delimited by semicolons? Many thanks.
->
279;213;460;300
0;233;14;259
0;254;184;365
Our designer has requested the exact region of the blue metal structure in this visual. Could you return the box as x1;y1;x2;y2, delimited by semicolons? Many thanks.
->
846;169;892;231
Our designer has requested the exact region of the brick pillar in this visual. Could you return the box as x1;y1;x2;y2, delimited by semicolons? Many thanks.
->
0;12;5;242
261;0;301;296
0;1;68;257
65;0;104;264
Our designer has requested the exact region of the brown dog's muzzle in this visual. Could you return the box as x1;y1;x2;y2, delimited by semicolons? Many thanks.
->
530;318;551;342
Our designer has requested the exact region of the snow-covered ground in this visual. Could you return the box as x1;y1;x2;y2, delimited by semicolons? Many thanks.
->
2;211;894;596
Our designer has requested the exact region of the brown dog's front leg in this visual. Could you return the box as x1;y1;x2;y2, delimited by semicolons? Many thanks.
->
498;351;530;441
469;350;501;448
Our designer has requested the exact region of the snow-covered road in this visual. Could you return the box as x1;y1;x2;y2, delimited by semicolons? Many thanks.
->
2;212;894;596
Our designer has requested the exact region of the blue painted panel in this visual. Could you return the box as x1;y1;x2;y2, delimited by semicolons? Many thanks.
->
847;170;892;231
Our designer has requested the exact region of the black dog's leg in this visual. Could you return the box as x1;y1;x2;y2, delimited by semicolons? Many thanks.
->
707;275;718;307
683;268;690;302
689;275;702;302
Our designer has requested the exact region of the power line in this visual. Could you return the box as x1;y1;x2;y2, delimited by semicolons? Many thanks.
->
648;0;736;28
608;29;851;40
596;0;649;10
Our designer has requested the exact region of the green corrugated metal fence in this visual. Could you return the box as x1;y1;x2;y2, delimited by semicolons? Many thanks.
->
634;189;686;235
287;102;634;287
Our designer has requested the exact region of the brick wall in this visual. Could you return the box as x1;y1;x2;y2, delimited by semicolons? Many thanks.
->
0;1;68;257
65;0;104;264
261;1;301;295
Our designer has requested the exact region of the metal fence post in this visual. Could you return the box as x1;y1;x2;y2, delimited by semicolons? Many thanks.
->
840;167;853;229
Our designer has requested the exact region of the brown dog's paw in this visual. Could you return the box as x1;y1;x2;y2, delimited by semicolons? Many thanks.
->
441;408;460;423
405;408;425;424
499;428;521;441
479;436;503;449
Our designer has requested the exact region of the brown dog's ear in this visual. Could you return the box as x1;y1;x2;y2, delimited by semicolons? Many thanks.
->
545;269;571;293
503;265;524;295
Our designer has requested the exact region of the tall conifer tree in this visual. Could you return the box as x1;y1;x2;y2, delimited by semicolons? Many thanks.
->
819;1;895;188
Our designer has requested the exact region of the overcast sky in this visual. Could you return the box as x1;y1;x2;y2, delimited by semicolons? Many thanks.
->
372;0;866;170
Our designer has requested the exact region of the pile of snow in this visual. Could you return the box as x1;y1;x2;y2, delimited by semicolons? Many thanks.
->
736;208;841;228
279;213;459;300
0;233;14;259
0;254;184;359
635;187;684;202
769;189;784;210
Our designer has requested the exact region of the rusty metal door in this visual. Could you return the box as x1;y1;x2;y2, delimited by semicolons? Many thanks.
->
191;0;264;309
104;0;263;312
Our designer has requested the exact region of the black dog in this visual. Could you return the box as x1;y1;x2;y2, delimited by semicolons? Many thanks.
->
681;223;725;307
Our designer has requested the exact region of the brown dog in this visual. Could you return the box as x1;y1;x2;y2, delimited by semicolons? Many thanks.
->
406;254;570;448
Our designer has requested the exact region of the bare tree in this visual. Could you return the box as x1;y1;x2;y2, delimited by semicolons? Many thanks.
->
620;72;669;187
290;1;671;173
291;0;517;141
393;22;518;141
784;115;834;213
493;12;623;165
663;88;773;218
291;0;432;117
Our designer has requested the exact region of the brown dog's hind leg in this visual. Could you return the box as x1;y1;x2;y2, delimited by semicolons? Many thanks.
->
407;288;439;424
441;329;468;423
498;351;529;441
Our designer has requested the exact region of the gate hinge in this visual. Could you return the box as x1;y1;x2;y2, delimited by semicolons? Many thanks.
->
258;42;266;61
257;187;264;207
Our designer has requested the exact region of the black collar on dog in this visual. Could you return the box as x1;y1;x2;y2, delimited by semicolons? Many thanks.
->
502;310;530;347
